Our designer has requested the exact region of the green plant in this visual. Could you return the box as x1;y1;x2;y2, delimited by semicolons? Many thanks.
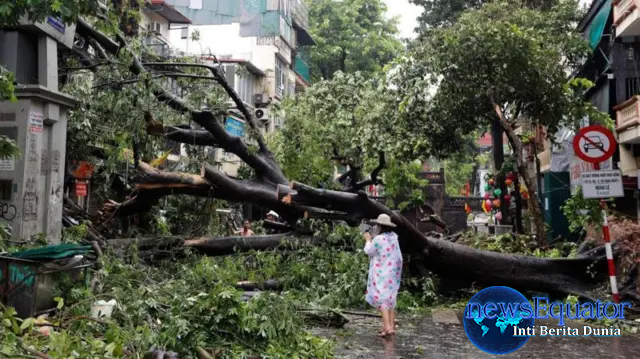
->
562;187;603;233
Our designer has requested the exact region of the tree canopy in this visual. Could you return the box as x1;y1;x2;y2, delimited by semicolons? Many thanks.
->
394;0;609;240
307;0;404;80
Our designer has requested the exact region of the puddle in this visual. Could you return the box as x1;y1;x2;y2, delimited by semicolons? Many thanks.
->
313;311;640;358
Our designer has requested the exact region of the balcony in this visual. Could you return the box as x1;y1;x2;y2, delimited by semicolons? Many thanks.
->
294;54;310;84
292;0;310;30
614;95;640;143
614;0;640;37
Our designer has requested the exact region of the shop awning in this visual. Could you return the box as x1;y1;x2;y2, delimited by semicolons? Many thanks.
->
584;0;612;50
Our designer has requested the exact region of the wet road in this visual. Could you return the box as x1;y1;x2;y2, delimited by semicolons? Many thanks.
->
314;309;640;359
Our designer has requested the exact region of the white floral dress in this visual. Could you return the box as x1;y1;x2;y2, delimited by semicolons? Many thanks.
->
364;232;403;310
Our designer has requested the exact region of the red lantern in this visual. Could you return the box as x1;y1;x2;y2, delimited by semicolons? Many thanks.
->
488;178;495;186
492;199;501;208
504;194;512;202
505;178;513;187
506;172;516;181
484;193;490;199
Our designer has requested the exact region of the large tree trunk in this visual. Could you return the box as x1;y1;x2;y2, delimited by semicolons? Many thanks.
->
73;19;612;301
491;118;510;226
492;103;546;245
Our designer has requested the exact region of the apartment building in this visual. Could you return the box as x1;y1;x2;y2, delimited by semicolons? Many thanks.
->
577;0;640;220
163;0;315;133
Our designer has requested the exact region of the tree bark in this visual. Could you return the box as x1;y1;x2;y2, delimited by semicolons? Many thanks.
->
491;117;510;226
492;102;546;245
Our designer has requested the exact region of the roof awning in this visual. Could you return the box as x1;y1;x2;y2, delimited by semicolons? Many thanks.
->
216;58;267;77
148;0;192;25
293;24;316;46
584;0;611;50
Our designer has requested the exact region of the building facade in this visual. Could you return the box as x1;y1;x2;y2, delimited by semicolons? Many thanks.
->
578;0;640;220
164;0;315;128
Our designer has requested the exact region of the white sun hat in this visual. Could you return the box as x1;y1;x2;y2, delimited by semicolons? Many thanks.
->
370;214;396;228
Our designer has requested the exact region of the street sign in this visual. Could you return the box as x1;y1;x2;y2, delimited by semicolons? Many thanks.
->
572;125;616;164
75;181;88;197
570;157;613;194
580;170;624;199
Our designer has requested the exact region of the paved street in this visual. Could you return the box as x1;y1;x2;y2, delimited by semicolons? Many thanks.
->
314;309;640;358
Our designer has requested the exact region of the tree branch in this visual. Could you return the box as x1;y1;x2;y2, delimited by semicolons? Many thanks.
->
345;151;385;192
144;112;219;147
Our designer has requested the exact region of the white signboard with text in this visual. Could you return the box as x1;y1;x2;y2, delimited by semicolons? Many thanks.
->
570;156;613;194
580;170;624;199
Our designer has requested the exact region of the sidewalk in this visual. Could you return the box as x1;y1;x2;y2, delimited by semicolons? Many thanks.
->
314;309;640;358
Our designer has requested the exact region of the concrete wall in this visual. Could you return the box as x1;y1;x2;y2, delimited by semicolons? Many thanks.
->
168;24;291;99
0;99;66;242
141;11;174;44
0;31;73;243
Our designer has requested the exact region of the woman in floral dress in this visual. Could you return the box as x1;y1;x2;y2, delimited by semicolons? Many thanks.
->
364;214;403;337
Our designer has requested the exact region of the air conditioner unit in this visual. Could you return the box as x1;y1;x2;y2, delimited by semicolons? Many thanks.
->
255;108;269;122
254;93;269;105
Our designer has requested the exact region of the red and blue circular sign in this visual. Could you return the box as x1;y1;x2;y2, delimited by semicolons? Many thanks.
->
572;125;617;164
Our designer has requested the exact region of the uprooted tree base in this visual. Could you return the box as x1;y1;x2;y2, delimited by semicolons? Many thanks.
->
70;18;621;305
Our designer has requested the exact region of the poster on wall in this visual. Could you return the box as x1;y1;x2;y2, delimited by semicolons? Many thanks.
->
0;158;15;171
29;112;43;133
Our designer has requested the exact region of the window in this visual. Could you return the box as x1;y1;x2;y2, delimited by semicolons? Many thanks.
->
236;70;255;105
274;116;283;129
626;77;640;99
0;179;12;201
275;56;286;98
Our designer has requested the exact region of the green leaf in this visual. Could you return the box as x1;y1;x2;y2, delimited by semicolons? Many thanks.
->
19;317;34;331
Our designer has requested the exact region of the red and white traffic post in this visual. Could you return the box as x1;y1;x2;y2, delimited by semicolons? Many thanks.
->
600;203;620;303
573;125;622;304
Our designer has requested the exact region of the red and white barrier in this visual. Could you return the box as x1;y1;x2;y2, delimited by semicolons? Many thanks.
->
601;208;620;303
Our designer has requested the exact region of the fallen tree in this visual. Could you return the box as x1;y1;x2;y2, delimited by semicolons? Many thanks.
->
70;17;614;301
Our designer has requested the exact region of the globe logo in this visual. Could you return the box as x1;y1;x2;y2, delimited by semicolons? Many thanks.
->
463;286;535;355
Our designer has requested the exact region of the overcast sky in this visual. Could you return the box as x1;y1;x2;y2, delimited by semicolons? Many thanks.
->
383;0;422;39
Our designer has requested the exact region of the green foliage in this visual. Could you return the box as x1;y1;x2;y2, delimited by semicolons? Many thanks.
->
395;0;606;159
161;197;224;236
411;0;485;29
381;160;428;210
272;71;413;186
307;0;404;80
459;231;577;258
61;223;89;243
561;187;604;233
0;0;98;27
0;67;17;102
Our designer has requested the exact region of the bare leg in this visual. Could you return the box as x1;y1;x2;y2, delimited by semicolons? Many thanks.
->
389;309;396;334
379;309;391;336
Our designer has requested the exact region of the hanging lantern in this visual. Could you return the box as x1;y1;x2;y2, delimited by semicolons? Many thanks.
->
504;194;512;203
493;199;501;208
495;211;503;221
465;203;472;214
505;178;513;187
493;188;502;197
488;178;495;186
506;172;516;181
483;193;490;199
482;200;491;214
484;183;490;191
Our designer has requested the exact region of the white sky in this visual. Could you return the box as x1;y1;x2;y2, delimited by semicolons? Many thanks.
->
383;0;422;39
383;0;593;40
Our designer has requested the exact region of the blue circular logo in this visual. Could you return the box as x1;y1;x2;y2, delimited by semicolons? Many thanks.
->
463;286;535;355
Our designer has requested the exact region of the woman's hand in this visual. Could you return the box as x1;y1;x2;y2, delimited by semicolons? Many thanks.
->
364;232;372;242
